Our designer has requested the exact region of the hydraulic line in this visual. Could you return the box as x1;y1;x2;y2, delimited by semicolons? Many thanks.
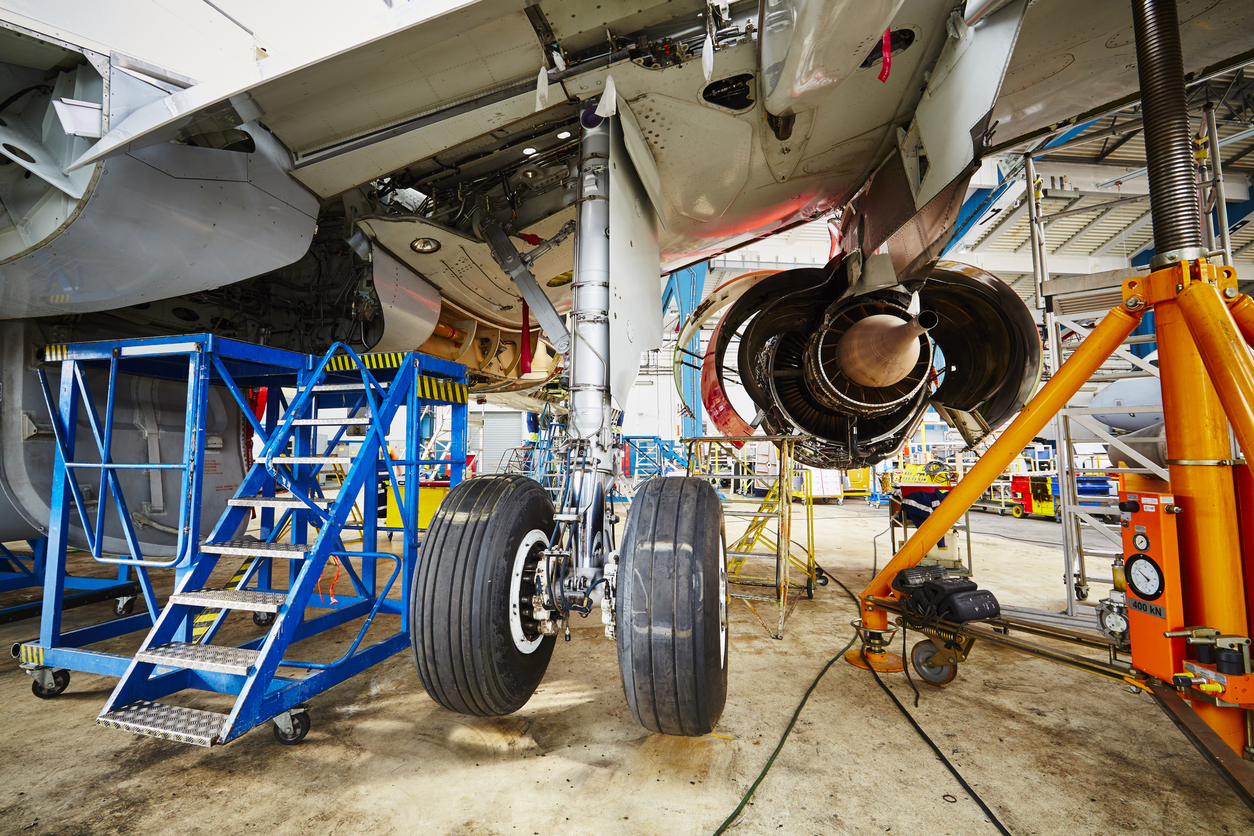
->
1131;0;1204;266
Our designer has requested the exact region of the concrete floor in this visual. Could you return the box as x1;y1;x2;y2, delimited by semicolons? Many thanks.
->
2;501;1252;835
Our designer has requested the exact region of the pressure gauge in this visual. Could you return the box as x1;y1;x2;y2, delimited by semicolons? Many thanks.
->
1125;554;1164;601
1132;532;1151;552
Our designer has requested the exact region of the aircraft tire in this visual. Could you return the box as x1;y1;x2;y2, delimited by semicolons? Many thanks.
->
410;474;555;716
616;477;728;736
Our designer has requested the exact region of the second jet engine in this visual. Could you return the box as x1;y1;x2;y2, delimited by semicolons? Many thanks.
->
700;256;1042;469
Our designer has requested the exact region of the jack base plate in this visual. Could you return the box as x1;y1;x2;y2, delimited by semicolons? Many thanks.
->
845;647;904;672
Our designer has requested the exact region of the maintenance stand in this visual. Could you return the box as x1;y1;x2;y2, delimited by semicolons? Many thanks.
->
16;334;467;745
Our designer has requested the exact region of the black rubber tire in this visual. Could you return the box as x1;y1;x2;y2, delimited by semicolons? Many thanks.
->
616;477;728;736
113;597;135;617
31;669;70;699
253;611;277;628
273;709;310;745
1011;503;1025;519
411;475;555;716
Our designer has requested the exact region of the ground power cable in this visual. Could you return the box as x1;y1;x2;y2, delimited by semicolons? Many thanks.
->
710;631;859;835
823;570;1013;836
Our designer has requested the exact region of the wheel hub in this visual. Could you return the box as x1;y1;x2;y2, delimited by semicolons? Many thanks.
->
509;529;549;654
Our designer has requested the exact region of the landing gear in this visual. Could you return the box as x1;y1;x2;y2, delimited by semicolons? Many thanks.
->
910;640;957;686
410;475;556;716
616;477;728;736
30;668;70;699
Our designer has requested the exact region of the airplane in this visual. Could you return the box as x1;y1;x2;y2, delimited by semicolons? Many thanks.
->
2;0;1252;737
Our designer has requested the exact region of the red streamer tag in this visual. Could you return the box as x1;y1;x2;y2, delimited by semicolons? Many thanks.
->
877;29;892;83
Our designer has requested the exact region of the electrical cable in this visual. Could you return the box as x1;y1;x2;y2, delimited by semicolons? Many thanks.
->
825;572;1014;836
710;630;859;836
901;620;922;709
0;85;51;115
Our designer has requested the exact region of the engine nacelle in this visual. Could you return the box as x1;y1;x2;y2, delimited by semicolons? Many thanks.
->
704;257;1041;469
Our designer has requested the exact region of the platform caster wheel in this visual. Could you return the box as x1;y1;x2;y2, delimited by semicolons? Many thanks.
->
31;669;70;699
272;708;310;745
617;477;728;736
805;576;815;599
1074;583;1090;602
1011;504;1025;519
910;641;958;686
997;508;1006;516
411;475;555;716
253;611;277;628
113;597;136;617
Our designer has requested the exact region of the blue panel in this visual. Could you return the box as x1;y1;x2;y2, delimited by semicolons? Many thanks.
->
664;262;708;439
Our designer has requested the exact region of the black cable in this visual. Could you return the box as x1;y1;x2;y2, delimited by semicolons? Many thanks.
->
863;653;1012;836
711;631;859;836
824;572;1013;836
0;85;51;115
901;620;921;709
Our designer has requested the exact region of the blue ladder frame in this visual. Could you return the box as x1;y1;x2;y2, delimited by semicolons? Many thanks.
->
19;335;468;745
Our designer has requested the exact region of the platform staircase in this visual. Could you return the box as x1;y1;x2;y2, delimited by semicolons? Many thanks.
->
94;344;431;746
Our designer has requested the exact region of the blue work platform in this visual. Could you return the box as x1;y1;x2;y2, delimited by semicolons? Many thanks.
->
18;334;468;745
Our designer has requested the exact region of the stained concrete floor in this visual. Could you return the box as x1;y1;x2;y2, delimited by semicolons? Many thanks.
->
2;501;1252;835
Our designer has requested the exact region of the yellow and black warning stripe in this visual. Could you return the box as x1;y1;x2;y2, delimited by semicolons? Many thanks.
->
417;375;468;404
49;293;72;305
323;353;467;402
44;344;69;362
19;643;44;665
191;555;258;641
325;351;407;371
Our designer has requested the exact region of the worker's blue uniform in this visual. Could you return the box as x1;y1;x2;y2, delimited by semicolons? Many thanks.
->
893;488;950;548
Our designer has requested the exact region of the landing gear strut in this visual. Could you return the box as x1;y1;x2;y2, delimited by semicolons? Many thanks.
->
409;106;728;736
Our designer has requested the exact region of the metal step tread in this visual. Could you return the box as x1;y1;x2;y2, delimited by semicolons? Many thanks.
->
228;496;332;509
98;700;227;747
136;641;260;675
310;382;389;392
201;539;309;558
170;589;287;612
289;417;372;426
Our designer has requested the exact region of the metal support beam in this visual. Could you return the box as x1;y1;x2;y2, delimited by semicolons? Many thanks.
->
1092;210;1154;257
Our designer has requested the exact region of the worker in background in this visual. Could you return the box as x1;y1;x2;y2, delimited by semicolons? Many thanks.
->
890;487;951;550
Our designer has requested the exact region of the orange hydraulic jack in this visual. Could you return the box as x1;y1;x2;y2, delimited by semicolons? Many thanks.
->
853;259;1254;764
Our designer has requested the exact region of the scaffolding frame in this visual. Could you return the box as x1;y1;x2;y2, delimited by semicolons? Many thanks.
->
684;435;815;639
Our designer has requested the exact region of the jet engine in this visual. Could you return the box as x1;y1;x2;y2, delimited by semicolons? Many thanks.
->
702;257;1042;469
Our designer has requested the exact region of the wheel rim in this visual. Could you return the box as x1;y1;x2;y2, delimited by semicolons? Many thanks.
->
912;641;952;683
509;529;548;654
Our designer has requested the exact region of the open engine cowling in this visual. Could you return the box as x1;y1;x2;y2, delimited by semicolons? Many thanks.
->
704;257;1041;469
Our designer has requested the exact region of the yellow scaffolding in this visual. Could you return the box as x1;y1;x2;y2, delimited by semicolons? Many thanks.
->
685;435;816;638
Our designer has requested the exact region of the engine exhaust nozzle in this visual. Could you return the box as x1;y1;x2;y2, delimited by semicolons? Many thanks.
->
836;310;937;388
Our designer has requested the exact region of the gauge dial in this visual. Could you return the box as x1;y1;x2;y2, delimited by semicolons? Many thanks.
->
1132;532;1150;551
1126;554;1164;601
